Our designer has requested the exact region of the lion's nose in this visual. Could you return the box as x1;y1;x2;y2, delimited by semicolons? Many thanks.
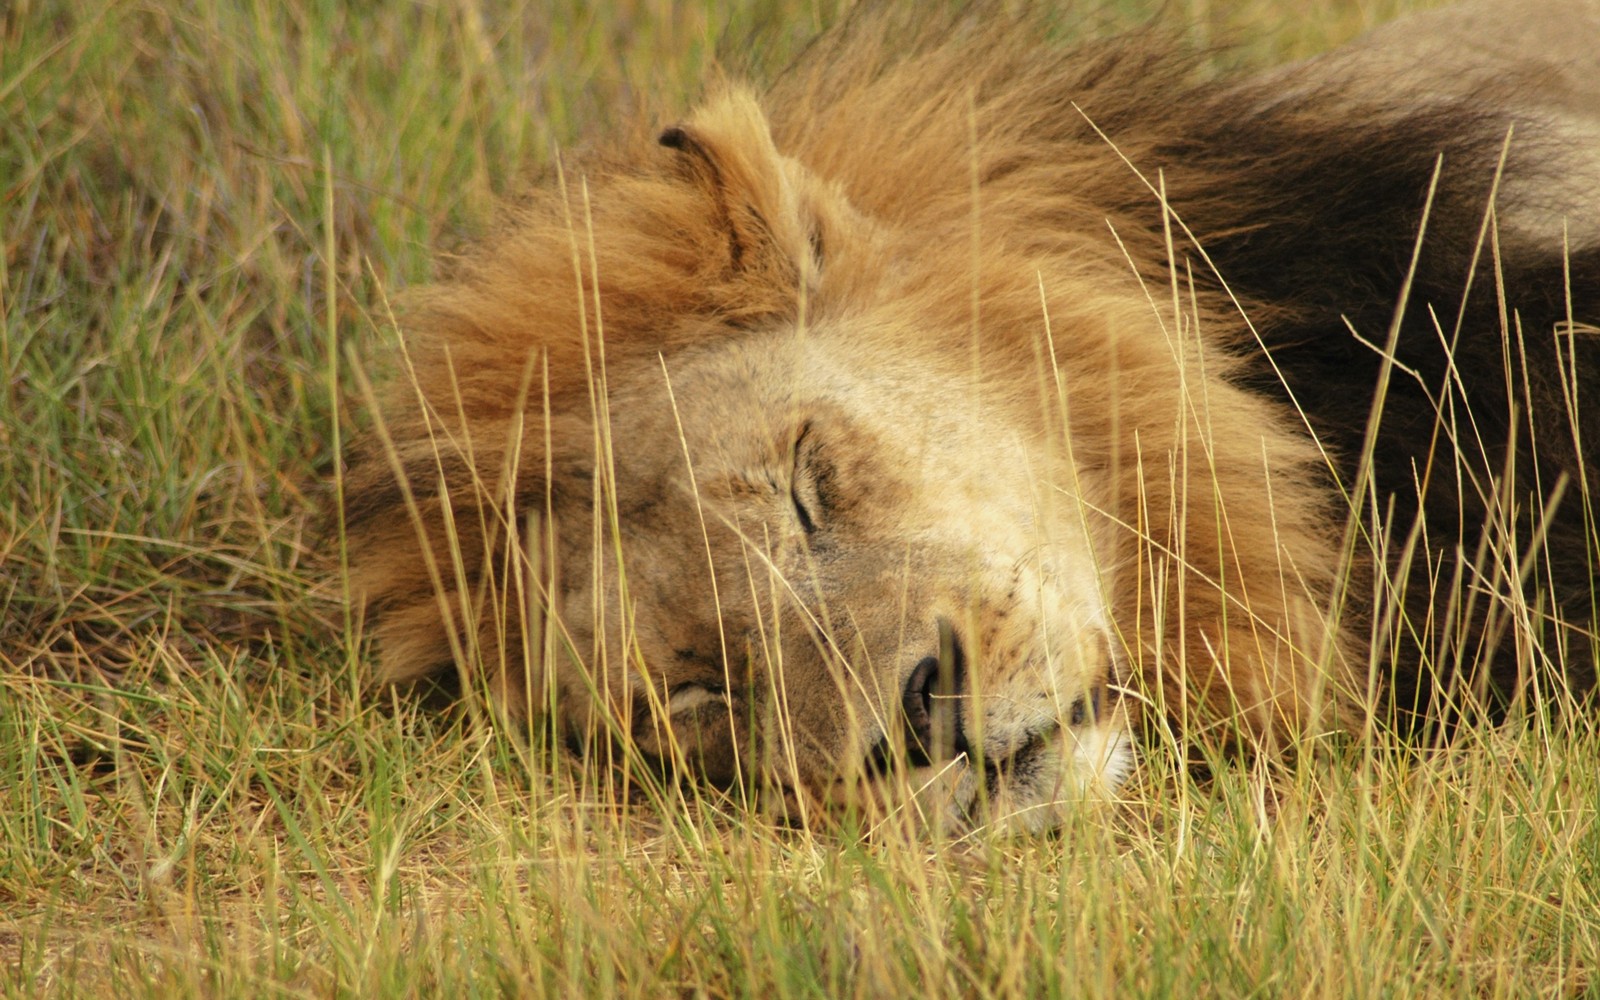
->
900;620;968;765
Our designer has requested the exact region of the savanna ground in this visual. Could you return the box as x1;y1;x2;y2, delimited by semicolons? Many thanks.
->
3;0;1598;996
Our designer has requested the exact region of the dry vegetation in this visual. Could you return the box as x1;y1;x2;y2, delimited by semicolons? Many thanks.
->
2;0;1596;996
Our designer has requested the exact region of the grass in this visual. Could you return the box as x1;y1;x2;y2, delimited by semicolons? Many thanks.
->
3;0;1597;996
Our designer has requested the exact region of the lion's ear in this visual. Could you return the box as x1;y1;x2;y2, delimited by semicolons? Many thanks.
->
659;90;821;287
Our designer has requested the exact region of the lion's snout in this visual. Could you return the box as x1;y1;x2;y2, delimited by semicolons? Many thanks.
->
895;618;969;768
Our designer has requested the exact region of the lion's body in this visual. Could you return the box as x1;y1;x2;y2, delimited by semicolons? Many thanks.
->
340;3;1600;830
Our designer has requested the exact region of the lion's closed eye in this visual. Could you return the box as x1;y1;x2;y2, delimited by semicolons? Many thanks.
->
788;423;822;535
668;682;728;715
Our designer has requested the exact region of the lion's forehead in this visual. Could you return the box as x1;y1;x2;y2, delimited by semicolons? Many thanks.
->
614;329;1057;512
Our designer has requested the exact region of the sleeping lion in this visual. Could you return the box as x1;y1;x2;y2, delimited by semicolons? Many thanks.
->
338;1;1600;831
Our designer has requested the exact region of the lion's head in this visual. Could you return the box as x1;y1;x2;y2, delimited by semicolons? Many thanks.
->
564;274;1135;829
342;28;1359;831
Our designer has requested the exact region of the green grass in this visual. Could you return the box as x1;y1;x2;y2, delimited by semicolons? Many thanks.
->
3;0;1596;996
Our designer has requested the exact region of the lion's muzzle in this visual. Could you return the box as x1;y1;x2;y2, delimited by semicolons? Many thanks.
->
895;617;969;767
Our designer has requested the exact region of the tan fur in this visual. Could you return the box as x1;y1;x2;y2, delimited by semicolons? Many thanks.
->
338;7;1598;830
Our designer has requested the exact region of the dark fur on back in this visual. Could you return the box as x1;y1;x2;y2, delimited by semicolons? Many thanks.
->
1167;86;1600;719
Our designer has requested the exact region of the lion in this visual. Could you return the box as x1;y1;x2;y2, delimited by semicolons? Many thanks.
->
337;1;1600;832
